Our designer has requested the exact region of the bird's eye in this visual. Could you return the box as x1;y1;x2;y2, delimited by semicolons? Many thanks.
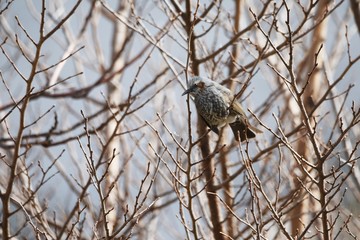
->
196;81;205;89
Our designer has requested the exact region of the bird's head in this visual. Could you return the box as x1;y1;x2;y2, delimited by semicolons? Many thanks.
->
182;76;211;96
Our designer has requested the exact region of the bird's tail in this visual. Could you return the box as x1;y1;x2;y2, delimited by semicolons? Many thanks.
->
229;121;262;142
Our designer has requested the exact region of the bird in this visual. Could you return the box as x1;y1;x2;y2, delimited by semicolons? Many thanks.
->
182;76;261;142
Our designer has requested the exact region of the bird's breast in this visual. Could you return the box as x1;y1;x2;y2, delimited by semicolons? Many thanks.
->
194;91;229;125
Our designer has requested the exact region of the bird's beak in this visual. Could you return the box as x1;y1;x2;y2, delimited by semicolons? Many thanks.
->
182;85;195;96
182;89;191;96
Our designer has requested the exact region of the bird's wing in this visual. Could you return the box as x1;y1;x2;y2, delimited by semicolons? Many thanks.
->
231;101;262;133
230;100;246;117
229;101;263;140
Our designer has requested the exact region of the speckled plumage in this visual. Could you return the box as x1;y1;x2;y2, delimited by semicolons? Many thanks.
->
182;76;261;141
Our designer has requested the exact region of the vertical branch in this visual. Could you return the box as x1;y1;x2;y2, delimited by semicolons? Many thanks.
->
1;1;47;238
350;0;360;34
104;1;131;235
228;0;242;90
220;0;242;237
292;1;329;239
183;0;224;238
